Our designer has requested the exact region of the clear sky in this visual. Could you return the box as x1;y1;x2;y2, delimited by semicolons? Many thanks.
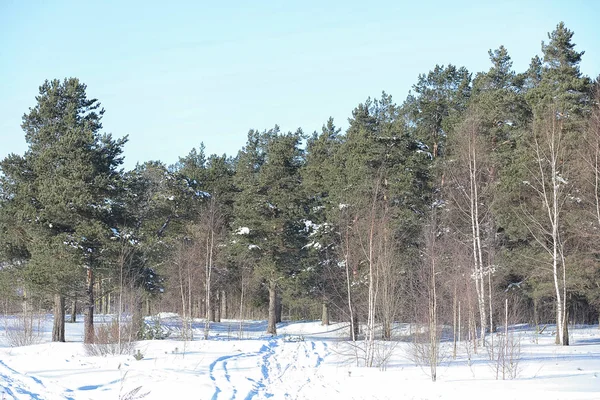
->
1;0;599;169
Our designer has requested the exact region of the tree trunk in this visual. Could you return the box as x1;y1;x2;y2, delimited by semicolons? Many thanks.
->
466;125;487;348
350;313;360;341
70;299;77;323
427;220;438;382
84;268;95;344
321;301;330;326
562;306;570;346
504;297;509;380
100;278;107;315
52;294;65;342
382;318;391;341
267;281;277;335
552;235;564;345
22;288;28;316
207;294;218;322
132;291;145;340
107;291;111;315
275;295;282;324
239;272;246;336
97;278;103;315
533;297;539;328
457;301;462;342
208;300;213;322
214;292;221;323
555;308;561;345
221;290;228;320
453;289;457;359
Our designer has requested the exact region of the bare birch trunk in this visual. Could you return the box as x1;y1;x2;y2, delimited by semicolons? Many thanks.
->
344;224;356;342
458;301;462;344
204;219;214;340
504;298;508;380
470;138;487;347
178;257;189;341
560;247;569;345
365;196;377;368
488;272;494;358
428;237;438;382
453;287;457;359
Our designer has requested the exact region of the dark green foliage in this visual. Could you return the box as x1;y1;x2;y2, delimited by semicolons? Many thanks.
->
403;65;471;158
231;127;309;330
139;317;171;340
339;93;432;238
232;127;308;279
527;22;592;117
1;78;126;295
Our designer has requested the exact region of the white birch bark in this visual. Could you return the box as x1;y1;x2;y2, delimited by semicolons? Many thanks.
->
526;113;566;345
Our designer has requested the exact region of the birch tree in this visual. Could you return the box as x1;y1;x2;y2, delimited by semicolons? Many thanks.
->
446;110;493;346
520;23;591;345
522;108;571;345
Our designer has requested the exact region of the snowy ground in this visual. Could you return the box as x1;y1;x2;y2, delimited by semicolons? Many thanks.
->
0;314;599;399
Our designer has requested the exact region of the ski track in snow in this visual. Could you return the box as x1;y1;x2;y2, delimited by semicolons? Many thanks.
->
2;319;600;400
245;339;277;400
289;341;329;398
209;338;330;400
0;359;72;400
209;338;278;400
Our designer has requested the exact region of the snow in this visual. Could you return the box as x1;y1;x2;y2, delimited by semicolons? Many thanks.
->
303;219;316;231
236;227;250;235
195;191;211;198
302;241;322;250
0;316;599;399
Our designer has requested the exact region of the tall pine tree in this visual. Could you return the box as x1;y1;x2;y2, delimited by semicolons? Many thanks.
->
0;78;126;343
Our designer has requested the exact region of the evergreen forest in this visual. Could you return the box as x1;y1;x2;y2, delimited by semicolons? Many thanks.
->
1;22;599;352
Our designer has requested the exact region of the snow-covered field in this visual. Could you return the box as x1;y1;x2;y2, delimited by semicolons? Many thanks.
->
0;314;599;399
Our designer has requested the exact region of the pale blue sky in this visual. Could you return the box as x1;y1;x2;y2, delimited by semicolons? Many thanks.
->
1;0;599;169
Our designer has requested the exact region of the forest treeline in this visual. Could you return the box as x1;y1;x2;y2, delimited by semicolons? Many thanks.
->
1;22;599;348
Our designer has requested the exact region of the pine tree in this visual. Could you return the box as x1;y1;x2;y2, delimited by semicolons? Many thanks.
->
232;127;307;334
527;22;592;117
301;118;343;325
0;78;127;343
403;65;471;158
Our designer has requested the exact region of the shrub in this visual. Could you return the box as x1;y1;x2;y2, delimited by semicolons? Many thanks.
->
488;332;522;380
139;316;170;340
85;320;136;356
133;349;144;361
3;313;44;347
